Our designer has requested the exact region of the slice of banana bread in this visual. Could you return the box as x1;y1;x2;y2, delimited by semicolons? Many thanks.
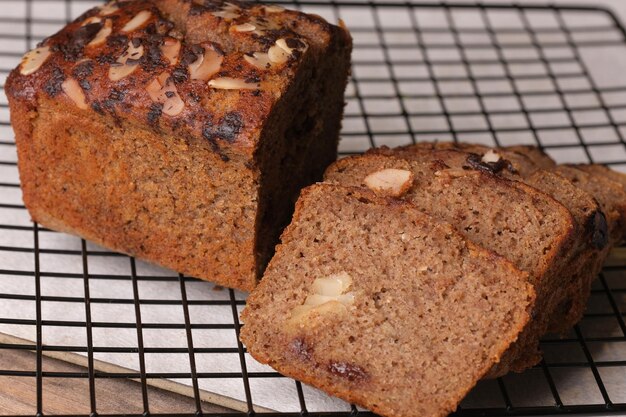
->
325;153;574;376
5;0;352;290
380;142;620;335
240;183;535;417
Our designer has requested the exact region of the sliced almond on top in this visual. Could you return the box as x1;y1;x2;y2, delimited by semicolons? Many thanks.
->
160;37;181;65
208;77;261;90
61;78;88;110
88;19;112;47
264;4;285;13
243;52;271;70
19;46;51;76
188;45;223;81
211;2;240;20
99;1;119;16
231;23;256;32
364;168;414;197
81;16;102;26
109;41;144;81
121;10;151;33
267;44;289;64
276;38;308;54
145;72;184;116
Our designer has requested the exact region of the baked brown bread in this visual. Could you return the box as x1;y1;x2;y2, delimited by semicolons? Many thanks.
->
240;183;535;417
5;0;352;291
325;152;574;376
575;163;626;193
370;144;612;334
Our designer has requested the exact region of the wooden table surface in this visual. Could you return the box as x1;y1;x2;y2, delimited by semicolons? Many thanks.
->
0;349;230;415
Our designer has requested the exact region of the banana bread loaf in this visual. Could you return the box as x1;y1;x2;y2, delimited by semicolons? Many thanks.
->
5;0;352;291
240;183;535;417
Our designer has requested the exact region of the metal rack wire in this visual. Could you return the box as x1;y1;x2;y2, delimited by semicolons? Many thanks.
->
1;0;626;416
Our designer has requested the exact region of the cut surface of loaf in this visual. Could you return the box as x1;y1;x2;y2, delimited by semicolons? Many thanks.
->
240;183;534;417
379;142;621;336
325;153;574;376
5;0;352;291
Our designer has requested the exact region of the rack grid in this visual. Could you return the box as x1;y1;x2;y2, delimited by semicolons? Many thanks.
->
1;0;626;416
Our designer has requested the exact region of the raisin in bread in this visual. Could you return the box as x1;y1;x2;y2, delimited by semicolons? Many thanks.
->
325;152;574;376
5;0;352;290
240;183;535;417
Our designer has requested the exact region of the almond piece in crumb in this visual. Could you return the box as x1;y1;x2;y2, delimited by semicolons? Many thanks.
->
61;78;88;110
289;272;355;322
363;168;414;197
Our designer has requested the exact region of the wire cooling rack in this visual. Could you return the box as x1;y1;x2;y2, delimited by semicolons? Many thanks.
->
2;0;626;416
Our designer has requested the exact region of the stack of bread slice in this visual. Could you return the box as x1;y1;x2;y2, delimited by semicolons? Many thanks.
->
241;142;625;417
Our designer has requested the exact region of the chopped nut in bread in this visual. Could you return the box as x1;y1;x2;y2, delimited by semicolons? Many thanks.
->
290;272;355;321
363;168;414;197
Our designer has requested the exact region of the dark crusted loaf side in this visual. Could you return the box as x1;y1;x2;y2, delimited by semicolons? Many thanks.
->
6;0;352;290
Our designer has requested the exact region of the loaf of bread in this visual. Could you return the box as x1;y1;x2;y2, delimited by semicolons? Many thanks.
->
5;0;352;290
240;183;535;417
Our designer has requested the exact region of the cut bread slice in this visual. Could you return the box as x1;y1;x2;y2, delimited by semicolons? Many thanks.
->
240;183;535;417
325;153;574;376
372;142;625;333
424;142;626;243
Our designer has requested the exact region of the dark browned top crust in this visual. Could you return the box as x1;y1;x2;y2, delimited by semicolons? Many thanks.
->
5;0;350;160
